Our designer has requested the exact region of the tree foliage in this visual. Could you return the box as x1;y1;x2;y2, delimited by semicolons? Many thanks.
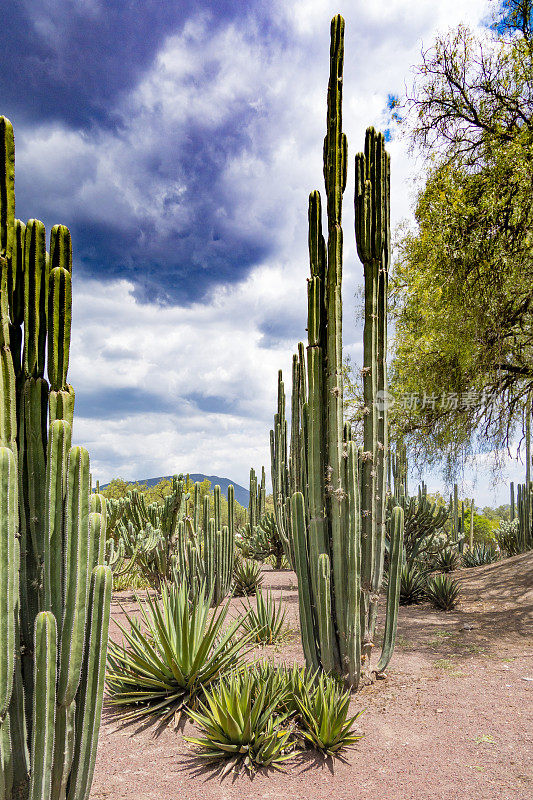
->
389;0;533;475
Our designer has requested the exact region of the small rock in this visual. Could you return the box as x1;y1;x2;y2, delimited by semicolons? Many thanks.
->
459;623;474;631
520;676;533;681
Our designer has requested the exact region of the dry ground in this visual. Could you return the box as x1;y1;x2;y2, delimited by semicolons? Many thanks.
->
91;551;533;800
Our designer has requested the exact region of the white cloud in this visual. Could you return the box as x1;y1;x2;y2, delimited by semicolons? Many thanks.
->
15;0;521;504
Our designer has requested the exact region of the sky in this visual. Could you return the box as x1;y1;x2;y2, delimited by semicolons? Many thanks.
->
1;0;525;505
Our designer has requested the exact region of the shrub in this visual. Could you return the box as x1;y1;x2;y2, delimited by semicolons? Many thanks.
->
496;519;522;556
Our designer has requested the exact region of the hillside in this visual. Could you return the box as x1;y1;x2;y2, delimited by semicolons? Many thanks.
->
100;473;250;508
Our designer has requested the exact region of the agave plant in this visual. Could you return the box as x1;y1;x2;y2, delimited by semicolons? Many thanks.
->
241;589;287;644
233;556;263;596
294;673;363;757
106;581;250;723
432;546;460;573
186;669;297;773
399;564;427;605
462;543;498;567
425;574;460;611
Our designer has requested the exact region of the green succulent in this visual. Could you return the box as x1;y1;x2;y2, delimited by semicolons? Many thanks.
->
106;581;250;724
462;543;498;567
185;669;297;774
398;564;427;605
233;557;263;596
241;589;287;645
432;546;460;573
425;574;460;611
294;673;364;757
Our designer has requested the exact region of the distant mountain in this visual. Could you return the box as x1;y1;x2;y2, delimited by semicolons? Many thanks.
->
100;473;250;508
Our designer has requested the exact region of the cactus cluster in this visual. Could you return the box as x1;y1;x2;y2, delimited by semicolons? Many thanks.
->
388;446;449;567
0;116;112;800
286;17;404;688
107;478;235;604
270;364;301;568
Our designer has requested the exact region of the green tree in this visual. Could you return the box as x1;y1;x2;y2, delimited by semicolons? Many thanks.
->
389;0;533;476
101;477;147;500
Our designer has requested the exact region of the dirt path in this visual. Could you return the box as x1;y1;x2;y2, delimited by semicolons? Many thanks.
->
91;552;533;800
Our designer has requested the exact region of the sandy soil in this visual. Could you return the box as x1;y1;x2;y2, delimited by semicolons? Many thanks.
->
91;551;533;800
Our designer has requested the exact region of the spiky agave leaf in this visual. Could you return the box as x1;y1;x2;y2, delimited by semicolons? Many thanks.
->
240;589;287;644
185;669;298;773
398;564;427;605
232;557;263;596
425;574;460;610
106;581;251;723
294;673;363;757
462;543;498;567
432;547;460;573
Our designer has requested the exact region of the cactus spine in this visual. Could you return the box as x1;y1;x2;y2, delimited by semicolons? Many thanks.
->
289;17;403;687
0;116;112;800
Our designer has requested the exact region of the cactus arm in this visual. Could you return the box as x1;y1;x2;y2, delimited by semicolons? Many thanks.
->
57;446;91;707
316;554;335;674
344;441;361;685
50;702;76;800
0;713;13;799
214;484;221;532
290;492;320;671
47;266;72;392
49;385;75;429
24;219;49;380
29;611;57;800
68;566;112;800
44;420;71;620
0;117;15;262
376;506;404;674
88;511;106;573
49;225;72;274
0;447;16;721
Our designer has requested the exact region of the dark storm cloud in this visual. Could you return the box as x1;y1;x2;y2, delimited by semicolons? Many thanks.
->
0;0;271;130
4;0;288;304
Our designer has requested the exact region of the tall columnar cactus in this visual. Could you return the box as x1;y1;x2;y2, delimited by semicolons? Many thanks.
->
0;115;112;800
204;484;235;605
289;17;403;688
269;356;303;568
248;467;265;529
391;443;408;501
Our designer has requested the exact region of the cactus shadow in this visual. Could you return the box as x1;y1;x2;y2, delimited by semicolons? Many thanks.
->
102;702;187;738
